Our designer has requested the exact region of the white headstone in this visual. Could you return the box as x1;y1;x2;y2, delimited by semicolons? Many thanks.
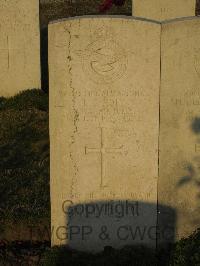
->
0;0;41;97
159;17;200;244
133;0;196;21
49;17;160;252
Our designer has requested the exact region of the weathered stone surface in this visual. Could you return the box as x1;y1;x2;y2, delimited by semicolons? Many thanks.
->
133;0;196;21
49;17;160;251
159;17;200;244
0;0;40;97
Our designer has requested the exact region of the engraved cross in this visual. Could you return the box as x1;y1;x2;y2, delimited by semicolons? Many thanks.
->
0;36;20;69
85;128;123;188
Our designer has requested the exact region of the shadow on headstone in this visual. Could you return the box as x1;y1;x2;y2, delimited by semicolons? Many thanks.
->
58;201;176;252
40;27;49;92
174;116;200;226
192;117;200;135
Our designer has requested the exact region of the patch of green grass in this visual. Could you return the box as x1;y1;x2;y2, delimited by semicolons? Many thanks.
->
0;89;50;224
0;89;48;112
169;228;200;265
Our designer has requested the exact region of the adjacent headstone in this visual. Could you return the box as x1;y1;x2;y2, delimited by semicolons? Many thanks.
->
159;17;200;244
49;17;160;252
0;0;41;97
133;0;196;21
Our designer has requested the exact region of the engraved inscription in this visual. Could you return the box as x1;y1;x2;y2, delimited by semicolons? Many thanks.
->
171;96;200;106
195;144;200;153
160;7;170;13
85;128;124;188
81;87;144;123
83;98;137;123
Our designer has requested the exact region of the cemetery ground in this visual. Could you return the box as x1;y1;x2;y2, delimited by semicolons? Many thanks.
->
1;1;200;265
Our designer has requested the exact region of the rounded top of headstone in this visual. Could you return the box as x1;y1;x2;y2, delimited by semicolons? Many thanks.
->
48;15;161;25
132;0;196;21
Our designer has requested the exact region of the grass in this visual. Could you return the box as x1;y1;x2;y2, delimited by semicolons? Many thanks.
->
0;90;50;225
